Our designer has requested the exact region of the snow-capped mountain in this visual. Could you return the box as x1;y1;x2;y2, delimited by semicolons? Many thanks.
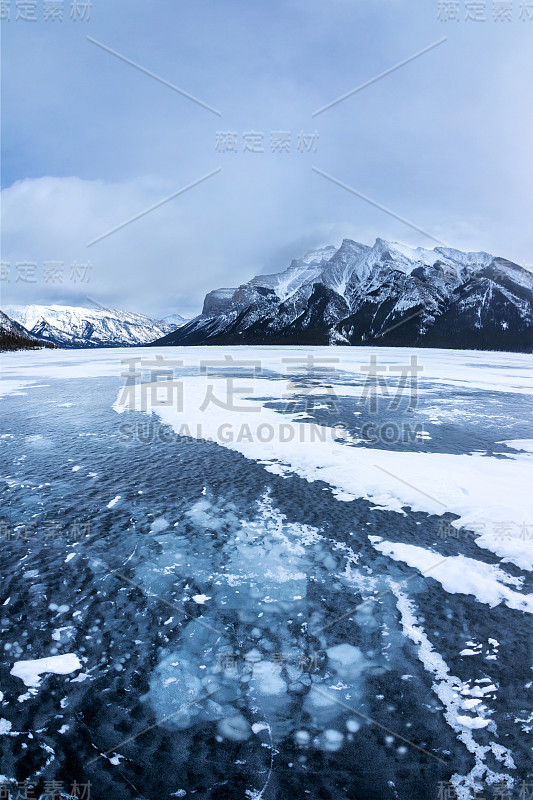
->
155;239;533;352
0;310;53;351
3;304;177;349
160;312;189;328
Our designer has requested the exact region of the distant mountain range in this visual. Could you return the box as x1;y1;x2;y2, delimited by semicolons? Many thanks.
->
160;313;188;328
154;238;533;352
2;240;531;352
0;310;54;351
2;305;187;349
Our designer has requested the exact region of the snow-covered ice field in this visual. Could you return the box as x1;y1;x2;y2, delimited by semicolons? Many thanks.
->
0;345;532;800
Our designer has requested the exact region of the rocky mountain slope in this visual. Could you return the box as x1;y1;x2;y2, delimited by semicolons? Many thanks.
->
155;239;533;352
0;310;54;351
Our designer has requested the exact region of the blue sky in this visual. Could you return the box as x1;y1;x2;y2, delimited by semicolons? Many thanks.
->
1;0;532;318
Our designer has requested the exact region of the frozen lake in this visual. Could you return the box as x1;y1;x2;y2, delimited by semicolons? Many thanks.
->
0;345;532;800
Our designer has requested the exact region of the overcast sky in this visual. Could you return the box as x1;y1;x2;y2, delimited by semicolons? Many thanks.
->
1;0;532;318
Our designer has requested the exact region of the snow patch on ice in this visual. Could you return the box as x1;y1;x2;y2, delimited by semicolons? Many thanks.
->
10;654;82;687
370;538;533;613
457;715;490;730
191;594;211;605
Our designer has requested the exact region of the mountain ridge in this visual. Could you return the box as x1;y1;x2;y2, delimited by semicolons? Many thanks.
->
154;238;533;352
2;304;186;349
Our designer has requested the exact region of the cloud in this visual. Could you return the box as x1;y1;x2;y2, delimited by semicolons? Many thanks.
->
1;174;214;316
2;0;532;316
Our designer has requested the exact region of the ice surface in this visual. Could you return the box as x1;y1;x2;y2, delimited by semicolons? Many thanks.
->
2;344;532;796
317;729;344;752
150;516;170;533
104;345;533;567
326;644;370;680
217;712;252;742
250;663;286;695
391;583;515;797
